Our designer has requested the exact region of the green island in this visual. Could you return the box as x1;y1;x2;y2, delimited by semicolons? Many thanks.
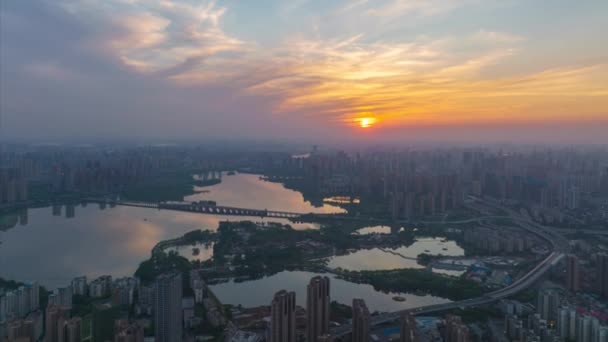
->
133;221;487;302
335;268;484;301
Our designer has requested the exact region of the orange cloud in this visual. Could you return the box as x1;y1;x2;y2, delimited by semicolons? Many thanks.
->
243;35;608;129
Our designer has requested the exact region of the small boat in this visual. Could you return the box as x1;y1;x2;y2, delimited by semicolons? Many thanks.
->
192;248;200;256
392;296;406;302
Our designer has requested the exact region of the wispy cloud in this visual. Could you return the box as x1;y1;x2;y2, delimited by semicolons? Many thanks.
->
45;1;608;129
2;0;607;140
355;0;475;18
62;0;244;74
472;29;525;44
243;33;607;127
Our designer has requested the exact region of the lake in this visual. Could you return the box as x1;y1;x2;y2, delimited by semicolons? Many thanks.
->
327;237;464;272
0;173;337;288
209;271;450;313
0;173;453;311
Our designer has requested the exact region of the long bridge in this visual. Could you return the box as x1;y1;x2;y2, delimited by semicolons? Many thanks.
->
161;202;303;218
85;198;304;219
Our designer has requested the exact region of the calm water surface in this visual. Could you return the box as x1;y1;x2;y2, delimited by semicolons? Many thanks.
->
327;237;464;272
0;174;335;288
186;173;345;214
354;225;392;235
209;271;450;312
1;173;453;310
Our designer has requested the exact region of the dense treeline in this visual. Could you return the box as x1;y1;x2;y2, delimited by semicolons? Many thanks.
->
122;170;220;202
338;269;484;301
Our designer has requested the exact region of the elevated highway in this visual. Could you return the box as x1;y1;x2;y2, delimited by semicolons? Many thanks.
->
332;199;571;339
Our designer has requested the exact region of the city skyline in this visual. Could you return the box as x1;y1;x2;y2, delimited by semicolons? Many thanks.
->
2;141;608;340
1;0;607;143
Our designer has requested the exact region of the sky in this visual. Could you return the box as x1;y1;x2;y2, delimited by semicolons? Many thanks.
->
1;0;607;143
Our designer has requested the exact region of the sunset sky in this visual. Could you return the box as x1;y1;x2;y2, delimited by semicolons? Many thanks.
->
1;0;607;142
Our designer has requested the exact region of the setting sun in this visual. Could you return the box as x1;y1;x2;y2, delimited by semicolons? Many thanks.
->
355;117;377;128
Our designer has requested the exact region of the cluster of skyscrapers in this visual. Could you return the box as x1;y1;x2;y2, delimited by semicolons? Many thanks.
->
0;167;28;205
273;147;608;223
0;274;145;341
502;289;608;342
269;276;336;342
563;252;608;298
463;227;539;254
0;282;39;323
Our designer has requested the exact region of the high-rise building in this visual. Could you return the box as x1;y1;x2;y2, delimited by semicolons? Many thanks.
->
59;317;81;342
269;290;296;342
400;313;419;342
111;278;137;307
7;319;35;342
597;326;608;342
71;276;88;297
577;315;592;342
597;253;608;298
114;319;145;342
537;290;560;322
44;305;69;342
444;315;470;342
317;334;334;342
566;254;580;293
557;307;569;338
569;309;577;341
307;276;330;342
352;299;370;342
154;273;182;342
89;275;112;298
0;282;40;320
49;286;72;309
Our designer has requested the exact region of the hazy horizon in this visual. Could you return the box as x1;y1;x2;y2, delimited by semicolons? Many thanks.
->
1;1;607;143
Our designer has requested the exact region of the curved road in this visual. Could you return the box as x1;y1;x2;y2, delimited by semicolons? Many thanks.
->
332;199;571;338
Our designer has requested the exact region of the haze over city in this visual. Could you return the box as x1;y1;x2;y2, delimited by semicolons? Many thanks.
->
3;2;608;342
1;0;607;143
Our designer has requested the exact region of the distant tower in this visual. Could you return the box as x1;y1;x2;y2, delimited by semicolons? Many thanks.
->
352;299;370;342
597;253;608;298
400;313;419;342
270;290;296;342
154;273;182;342
566;254;580;293
307;276;330;342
